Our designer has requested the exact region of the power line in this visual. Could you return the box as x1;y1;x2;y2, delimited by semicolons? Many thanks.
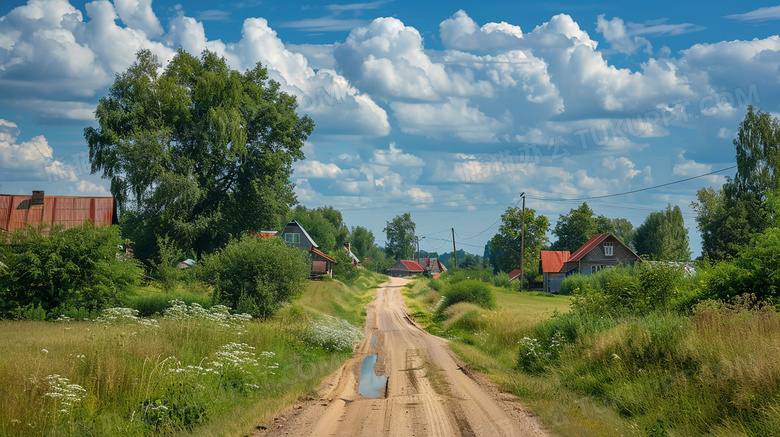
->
526;166;736;202
454;196;523;240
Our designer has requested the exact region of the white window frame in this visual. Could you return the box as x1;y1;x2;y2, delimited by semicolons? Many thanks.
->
604;242;614;256
285;233;300;244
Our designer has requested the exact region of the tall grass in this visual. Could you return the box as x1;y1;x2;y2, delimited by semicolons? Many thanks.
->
0;269;387;436
404;275;780;436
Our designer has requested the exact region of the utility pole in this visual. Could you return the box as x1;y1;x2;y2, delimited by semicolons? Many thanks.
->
520;192;526;291
452;228;458;269
415;236;420;262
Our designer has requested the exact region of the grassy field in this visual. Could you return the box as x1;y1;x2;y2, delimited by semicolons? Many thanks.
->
403;277;780;436
403;278;651;436
0;270;386;437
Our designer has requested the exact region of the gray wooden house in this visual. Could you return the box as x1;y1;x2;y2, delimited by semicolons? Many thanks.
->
279;219;337;278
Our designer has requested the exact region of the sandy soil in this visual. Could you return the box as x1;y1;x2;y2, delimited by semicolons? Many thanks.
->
254;277;549;437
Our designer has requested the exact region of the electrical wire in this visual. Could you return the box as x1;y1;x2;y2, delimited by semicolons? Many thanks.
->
526;166;735;202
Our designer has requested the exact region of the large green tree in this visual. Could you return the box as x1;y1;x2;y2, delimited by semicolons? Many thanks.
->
488;206;550;279
86;49;314;260
384;213;416;260
350;225;375;259
692;187;769;260
692;106;779;260
550;203;598;252
550;202;633;251
632;204;691;261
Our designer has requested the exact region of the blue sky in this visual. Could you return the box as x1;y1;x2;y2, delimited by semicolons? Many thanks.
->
2;0;780;257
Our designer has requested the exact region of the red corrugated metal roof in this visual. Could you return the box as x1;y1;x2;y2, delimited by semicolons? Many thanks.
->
567;234;611;262
311;248;338;263
0;194;113;234
398;260;424;272
540;250;571;273
508;269;522;281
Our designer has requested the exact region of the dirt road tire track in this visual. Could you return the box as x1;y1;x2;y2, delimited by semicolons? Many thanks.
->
254;277;549;437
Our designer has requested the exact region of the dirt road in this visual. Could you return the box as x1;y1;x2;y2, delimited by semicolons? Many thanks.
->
256;277;549;436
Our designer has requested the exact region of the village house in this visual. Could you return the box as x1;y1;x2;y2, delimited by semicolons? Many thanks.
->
540;233;641;293
278;219;338;279
1;191;115;235
508;269;523;282
540;250;570;294
389;260;424;277
417;257;447;278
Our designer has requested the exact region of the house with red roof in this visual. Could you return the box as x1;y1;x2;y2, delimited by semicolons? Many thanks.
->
541;233;641;293
539;250;571;293
389;260;425;277
508;269;523;282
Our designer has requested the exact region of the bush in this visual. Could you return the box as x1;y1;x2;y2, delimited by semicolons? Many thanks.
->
702;262;752;301
636;264;685;312
199;235;310;318
558;273;590;296
0;223;142;318
492;272;511;288
331;250;359;283
439;279;496;312
734;227;780;300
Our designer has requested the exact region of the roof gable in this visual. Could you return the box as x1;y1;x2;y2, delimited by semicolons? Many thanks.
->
567;234;611;262
566;233;640;263
508;269;522;281
282;219;318;248
540;250;571;273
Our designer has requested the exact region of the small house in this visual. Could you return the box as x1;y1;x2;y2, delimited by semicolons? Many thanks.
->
389;260;424;277
279;219;337;279
508;269;523;282
418;257;447;278
540;251;570;293
539;234;640;293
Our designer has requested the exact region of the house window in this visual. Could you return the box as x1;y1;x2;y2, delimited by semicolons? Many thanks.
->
284;233;300;244
604;242;614;256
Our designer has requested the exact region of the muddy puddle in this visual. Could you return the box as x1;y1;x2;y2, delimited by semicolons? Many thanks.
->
358;353;387;398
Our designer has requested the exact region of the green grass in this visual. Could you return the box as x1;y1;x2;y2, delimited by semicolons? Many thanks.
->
403;278;644;436
0;269;387;436
404;277;780;436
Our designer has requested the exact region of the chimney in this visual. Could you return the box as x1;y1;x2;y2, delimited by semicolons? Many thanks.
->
31;190;44;206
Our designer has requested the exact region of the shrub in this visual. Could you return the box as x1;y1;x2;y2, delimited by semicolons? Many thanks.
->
703;262;752;301
558;273;590;296
439;279;496;312
199;235;310;318
734;227;780;300
155;236;184;293
331;250;359;283
0;223;142;318
571;267;645;316
492;272;511;288
636;264;685;312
